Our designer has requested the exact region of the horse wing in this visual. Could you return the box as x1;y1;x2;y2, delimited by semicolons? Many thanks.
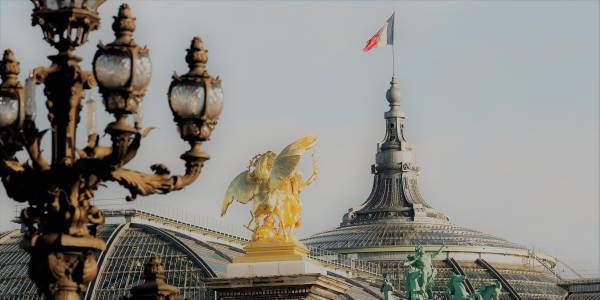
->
269;135;317;191
221;170;260;216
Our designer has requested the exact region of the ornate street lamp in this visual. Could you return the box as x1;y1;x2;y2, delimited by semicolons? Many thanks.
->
169;36;223;161
0;2;223;299
0;50;24;154
93;3;151;127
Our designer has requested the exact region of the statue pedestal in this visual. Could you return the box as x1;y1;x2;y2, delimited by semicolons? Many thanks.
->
227;258;326;278
233;239;310;263
228;239;326;278
205;239;352;299
205;273;352;300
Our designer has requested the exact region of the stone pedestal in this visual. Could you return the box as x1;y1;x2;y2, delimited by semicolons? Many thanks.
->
227;239;325;278
227;258;327;278
205;273;352;300
233;239;310;263
205;239;352;299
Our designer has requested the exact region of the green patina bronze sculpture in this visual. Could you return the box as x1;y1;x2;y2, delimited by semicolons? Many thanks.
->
446;274;471;300
402;244;445;300
446;274;502;300
380;275;396;300
476;281;502;300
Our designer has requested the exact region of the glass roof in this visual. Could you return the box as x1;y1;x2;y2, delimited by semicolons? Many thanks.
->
91;224;215;299
304;222;524;250
0;223;237;300
0;224;120;300
0;220;567;300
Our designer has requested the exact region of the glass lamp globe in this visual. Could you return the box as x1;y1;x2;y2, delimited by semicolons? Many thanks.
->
0;95;19;128
206;78;224;120
132;52;152;90
169;81;205;119
94;51;151;91
168;36;223;143
93;4;152;115
94;52;131;89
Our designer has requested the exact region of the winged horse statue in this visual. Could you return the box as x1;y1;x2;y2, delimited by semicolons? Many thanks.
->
221;135;318;242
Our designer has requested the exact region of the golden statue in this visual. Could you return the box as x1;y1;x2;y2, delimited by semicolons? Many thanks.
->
221;135;317;245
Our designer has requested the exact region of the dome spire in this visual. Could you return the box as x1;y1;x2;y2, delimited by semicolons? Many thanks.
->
377;77;411;158
386;76;401;108
340;78;449;225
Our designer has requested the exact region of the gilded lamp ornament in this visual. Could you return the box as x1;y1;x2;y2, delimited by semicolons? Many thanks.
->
221;135;318;244
0;2;223;299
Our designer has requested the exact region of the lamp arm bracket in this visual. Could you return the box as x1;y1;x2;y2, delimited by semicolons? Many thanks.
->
117;127;155;166
0;160;32;203
108;153;206;201
102;126;155;167
22;121;50;171
78;134;113;160
80;70;96;89
31;66;53;84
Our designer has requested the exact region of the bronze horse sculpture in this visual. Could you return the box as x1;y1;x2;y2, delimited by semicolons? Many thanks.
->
446;274;502;300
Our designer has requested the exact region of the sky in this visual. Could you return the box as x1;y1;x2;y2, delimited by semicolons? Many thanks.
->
0;0;598;274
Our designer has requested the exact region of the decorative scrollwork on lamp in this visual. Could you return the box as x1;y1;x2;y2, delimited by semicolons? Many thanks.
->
0;2;223;299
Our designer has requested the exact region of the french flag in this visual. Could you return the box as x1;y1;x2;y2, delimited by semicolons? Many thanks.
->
363;13;394;52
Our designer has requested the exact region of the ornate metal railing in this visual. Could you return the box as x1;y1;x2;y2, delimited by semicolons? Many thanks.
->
526;247;600;281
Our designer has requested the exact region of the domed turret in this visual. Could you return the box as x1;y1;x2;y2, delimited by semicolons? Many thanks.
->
342;77;448;226
303;78;565;299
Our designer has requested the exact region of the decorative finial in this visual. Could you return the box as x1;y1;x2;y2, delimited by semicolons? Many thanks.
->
386;76;401;106
185;36;208;76
0;49;20;86
112;4;136;45
125;256;184;299
143;256;166;281
83;0;107;10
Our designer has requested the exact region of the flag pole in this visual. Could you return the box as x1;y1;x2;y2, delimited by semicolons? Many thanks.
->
392;11;396;78
392;39;396;78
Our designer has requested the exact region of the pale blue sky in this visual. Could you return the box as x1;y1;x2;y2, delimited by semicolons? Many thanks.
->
0;1;598;273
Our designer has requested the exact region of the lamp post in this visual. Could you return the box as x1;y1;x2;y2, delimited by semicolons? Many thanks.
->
0;2;223;299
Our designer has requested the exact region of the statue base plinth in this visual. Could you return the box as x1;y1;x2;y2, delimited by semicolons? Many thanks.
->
227;258;326;278
233;239;310;263
228;239;321;278
205;273;352;300
211;239;352;299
